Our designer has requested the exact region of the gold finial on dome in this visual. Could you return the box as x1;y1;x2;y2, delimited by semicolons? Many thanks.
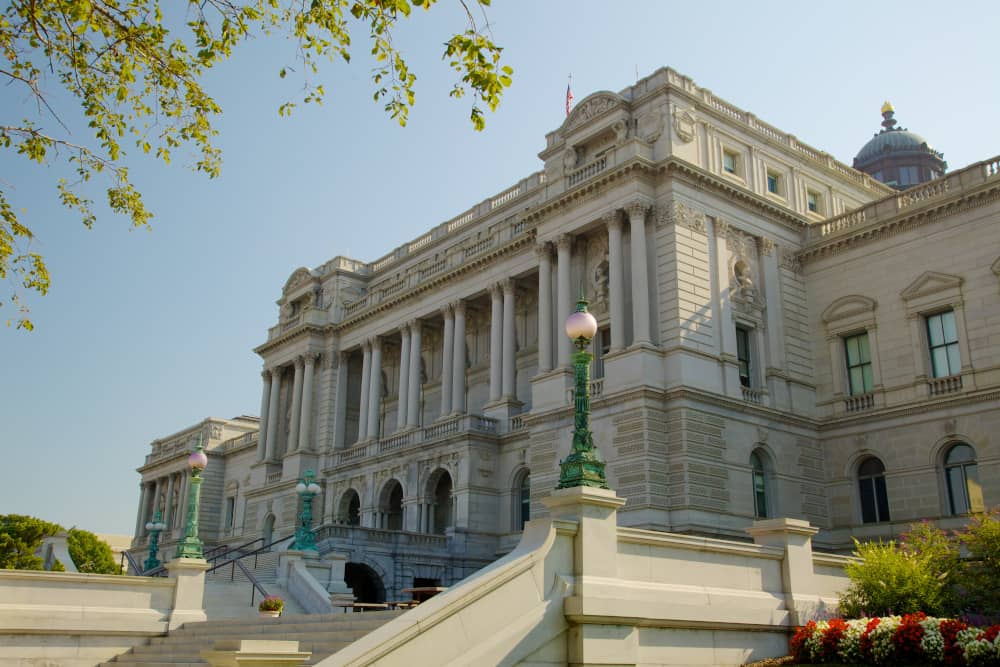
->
881;100;894;114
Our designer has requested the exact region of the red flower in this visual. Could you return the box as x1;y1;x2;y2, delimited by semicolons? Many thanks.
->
790;621;816;663
939;618;968;666
892;613;927;664
820;618;848;662
860;617;881;662
982;624;1000;643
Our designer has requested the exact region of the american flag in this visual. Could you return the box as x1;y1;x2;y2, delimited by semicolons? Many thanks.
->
565;79;574;116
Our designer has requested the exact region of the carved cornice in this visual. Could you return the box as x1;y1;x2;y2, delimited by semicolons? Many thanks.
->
798;180;1000;265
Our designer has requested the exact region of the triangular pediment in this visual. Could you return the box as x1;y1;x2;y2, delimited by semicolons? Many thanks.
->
821;295;877;323
900;271;963;301
563;91;628;132
283;267;319;295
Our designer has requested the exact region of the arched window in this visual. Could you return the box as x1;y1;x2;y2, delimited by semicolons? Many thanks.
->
378;480;404;530
513;470;531;531
432;472;453;535
750;451;768;519
339;489;361;526
945;443;983;515
857;457;890;524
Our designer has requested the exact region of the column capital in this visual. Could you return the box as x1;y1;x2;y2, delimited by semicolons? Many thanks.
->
399;323;411;338
408;318;422;332
370;335;382;352
304;351;320;366
556;233;573;252
758;236;775;256
489;282;503;299
604;210;622;231
261;368;272;380
440;303;453;318
534;241;552;261
452;300;466;316
501;278;516;295
270;365;283;379
294;355;305;369
624;199;650;220
714;218;731;238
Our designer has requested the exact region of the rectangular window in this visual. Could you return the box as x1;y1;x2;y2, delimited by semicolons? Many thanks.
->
844;333;874;395
723;151;738;174
225;497;235;528
736;326;752;388
899;166;919;186
807;190;821;213
926;310;960;378
766;171;781;194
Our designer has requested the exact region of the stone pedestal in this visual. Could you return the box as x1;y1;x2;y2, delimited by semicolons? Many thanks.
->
166;558;209;630
483;398;524;428
603;344;664;395
529;368;573;413
746;518;820;626
278;550;354;612
202;640;310;666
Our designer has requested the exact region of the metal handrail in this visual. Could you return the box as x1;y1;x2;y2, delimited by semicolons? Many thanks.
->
121;550;143;576
229;557;270;608
206;535;266;564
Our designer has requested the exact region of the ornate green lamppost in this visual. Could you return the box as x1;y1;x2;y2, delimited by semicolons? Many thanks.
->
557;297;609;489
175;436;208;559
292;470;322;551
143;509;167;571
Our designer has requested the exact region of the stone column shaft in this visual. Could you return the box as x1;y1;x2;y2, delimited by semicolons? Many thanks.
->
489;286;503;401
136;482;151;537
452;302;467;414
298;354;316;451
556;235;573;366
358;343;371;442
176;472;189;529
627;203;651;345
287;358;305;453
607;214;626;351
397;329;411;430
440;307;454;418
367;338;383;440
257;371;271;462
407;321;423;427
537;244;553;372
502;280;517;398
265;369;282;460
163;473;176;528
333;352;349;449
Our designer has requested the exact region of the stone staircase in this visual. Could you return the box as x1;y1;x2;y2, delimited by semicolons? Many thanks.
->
100;610;403;666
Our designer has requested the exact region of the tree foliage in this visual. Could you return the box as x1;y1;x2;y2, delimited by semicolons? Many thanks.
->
66;527;118;574
1;0;512;329
0;514;63;570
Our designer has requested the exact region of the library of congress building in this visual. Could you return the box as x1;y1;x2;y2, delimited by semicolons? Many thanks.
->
131;67;1000;602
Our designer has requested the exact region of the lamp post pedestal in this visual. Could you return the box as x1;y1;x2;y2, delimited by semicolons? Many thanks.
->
166;557;209;630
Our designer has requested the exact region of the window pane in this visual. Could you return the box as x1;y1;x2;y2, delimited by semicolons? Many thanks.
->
946;344;961;375
861;364;874;392
947;467;969;514
859;458;885;476
849;367;864;395
874;476;890;522
845;336;859;364
947;444;975;464
966;464;984;513
932;347;950;378
941;310;958;343
859;479;877;523
858;334;870;363
927;315;944;346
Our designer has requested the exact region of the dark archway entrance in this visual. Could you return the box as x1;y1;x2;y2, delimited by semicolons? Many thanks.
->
345;562;386;603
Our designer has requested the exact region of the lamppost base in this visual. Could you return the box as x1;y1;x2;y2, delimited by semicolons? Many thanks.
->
556;452;609;490
175;537;204;560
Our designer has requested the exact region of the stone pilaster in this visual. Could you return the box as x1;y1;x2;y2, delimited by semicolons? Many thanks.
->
367;337;383;440
440;305;454;418
606;211;626;352
406;320;422;427
287;356;305;454
556;234;573;366
626;201;651;345
451;300;467;414
397;327;411;430
298;353;317;451
536;243;554;372
489;283;503;401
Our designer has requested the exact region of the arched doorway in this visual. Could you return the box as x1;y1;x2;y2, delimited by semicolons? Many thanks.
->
262;513;275;547
345;562;386;603
378;479;403;530
338;489;361;526
431;471;452;534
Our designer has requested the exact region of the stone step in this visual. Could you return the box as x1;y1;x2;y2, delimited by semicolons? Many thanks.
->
169;610;399;633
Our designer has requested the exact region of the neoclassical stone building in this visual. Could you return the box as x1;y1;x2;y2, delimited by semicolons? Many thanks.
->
133;66;1000;602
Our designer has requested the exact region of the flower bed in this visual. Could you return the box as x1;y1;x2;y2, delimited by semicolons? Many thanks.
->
791;614;1000;665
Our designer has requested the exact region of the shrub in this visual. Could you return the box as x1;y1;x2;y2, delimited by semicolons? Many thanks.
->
839;523;959;618
956;510;1000;618
66;528;118;574
258;595;284;612
0;514;63;570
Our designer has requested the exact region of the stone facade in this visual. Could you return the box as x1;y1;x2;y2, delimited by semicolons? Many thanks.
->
133;66;1000;602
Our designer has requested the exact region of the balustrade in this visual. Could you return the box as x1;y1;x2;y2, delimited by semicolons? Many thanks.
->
844;393;875;413
928;375;962;396
741;386;764;405
334;415;500;466
567;156;607;187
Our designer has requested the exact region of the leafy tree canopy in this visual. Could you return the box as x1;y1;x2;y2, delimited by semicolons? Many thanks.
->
1;0;512;329
67;527;119;574
0;514;63;570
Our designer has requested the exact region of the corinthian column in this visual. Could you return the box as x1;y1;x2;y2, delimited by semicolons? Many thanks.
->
298;353;317;451
489;284;503;401
626;201;651;345
440;305;454;418
397;327;411;430
333;352;349;450
502;279;517;399
556;234;573;366
287;356;305;453
265;367;282;460
358;342;371;442
257;370;271;461
367;337;383;440
606;211;626;351
536;243;553;372
407;320;423;427
452;300;467;414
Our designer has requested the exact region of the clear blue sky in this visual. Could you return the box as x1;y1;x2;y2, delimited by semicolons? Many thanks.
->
2;0;998;536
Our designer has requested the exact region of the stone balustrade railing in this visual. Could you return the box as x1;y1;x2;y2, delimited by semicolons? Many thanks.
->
334;414;500;466
805;155;1000;245
221;431;258;452
314;524;448;551
741;386;764;405
928;374;963;397
567;156;607;187
844;392;875;413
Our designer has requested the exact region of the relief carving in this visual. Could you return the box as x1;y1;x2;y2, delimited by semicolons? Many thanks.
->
672;105;697;143
564;93;621;131
671;201;706;233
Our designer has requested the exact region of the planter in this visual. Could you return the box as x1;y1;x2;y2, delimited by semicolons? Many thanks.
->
258;610;281;618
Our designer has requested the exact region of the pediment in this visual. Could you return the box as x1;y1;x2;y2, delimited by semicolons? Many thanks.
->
821;295;877;324
900;271;963;301
563;91;628;132
283;267;319;295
